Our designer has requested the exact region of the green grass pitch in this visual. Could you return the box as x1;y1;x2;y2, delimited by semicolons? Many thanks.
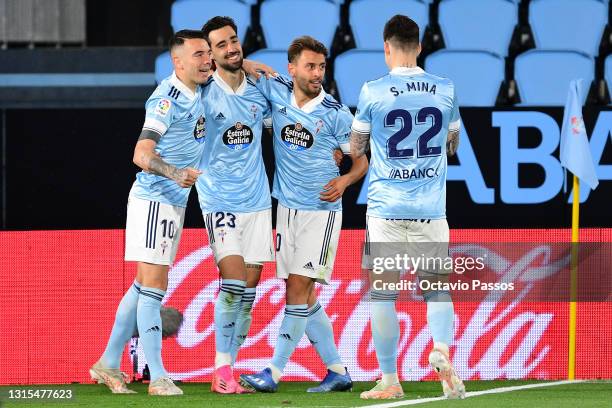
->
1;380;611;407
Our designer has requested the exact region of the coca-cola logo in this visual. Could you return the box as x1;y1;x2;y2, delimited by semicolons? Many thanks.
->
135;240;570;381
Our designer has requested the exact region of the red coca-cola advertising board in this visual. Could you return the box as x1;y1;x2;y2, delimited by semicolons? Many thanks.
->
0;229;610;385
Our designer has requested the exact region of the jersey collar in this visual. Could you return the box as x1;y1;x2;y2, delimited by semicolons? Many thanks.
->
170;71;197;100
212;70;247;95
390;66;425;76
291;88;326;114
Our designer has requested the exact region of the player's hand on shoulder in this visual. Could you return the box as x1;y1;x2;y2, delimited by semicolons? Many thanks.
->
320;176;350;202
174;167;202;188
243;59;277;79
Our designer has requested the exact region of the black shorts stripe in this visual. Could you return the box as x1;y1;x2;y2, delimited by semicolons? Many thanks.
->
319;212;335;266
151;202;160;249
206;213;215;244
146;202;153;248
365;218;370;256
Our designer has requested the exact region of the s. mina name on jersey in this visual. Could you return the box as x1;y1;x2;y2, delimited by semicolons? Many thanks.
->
390;81;437;96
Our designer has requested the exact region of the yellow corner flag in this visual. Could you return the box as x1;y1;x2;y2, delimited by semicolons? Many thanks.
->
559;79;599;380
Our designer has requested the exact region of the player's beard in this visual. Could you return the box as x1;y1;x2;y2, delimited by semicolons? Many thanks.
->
296;77;322;99
216;52;243;73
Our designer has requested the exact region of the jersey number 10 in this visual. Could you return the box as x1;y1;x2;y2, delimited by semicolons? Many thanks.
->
385;107;442;159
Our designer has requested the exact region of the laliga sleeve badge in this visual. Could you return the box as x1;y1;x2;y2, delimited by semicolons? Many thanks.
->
155;99;172;117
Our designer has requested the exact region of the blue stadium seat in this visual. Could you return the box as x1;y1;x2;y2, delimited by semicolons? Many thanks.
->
515;50;594;106
246;49;290;77
260;0;340;50
425;50;504;107
349;0;429;49
530;0;607;56
155;51;173;84
605;55;612;103
171;0;251;41
439;0;518;57
175;0;257;3
334;50;387;107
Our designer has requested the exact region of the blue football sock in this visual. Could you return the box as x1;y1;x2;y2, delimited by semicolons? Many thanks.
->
230;287;256;364
101;281;141;369
305;301;342;368
137;287;167;382
424;290;454;347
270;304;308;376
214;279;246;364
370;290;400;375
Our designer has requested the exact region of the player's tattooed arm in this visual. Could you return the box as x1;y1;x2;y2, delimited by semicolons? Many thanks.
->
133;139;201;188
447;130;460;156
350;130;370;158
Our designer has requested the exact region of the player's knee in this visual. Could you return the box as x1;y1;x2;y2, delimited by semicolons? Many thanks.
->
286;274;313;304
137;263;168;290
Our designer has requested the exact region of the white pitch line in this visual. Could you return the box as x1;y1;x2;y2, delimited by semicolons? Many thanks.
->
359;379;587;408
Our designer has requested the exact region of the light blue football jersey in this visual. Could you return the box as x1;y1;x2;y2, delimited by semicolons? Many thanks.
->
255;75;352;211
352;67;460;219
131;72;206;207
196;71;272;213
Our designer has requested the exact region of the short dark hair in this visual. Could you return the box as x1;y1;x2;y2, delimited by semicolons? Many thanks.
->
169;29;205;51
383;15;419;50
201;16;238;43
287;36;328;63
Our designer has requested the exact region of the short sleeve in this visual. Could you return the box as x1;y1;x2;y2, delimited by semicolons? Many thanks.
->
253;74;272;100
449;86;461;132
351;82;373;134
335;106;354;154
142;95;176;137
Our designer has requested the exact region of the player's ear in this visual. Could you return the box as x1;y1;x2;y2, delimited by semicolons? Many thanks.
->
171;53;182;71
288;61;295;77
383;41;391;57
416;43;422;58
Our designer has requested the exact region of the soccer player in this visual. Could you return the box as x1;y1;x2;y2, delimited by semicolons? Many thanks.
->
350;15;465;400
90;30;211;396
239;36;368;393
196;16;274;394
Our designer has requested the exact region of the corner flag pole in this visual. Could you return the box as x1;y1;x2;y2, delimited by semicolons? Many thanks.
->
568;174;579;380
